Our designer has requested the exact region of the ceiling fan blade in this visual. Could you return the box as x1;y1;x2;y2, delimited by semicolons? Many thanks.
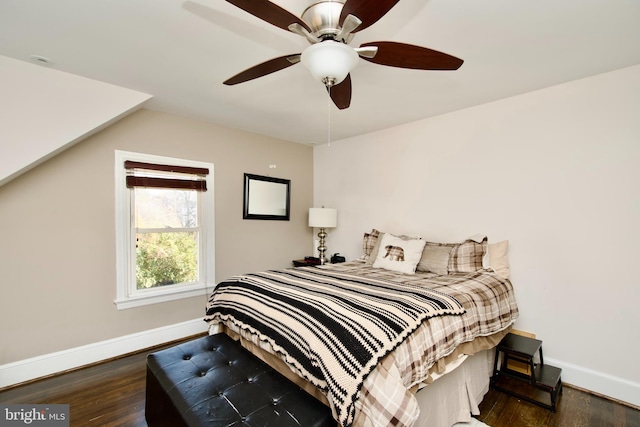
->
226;0;311;33
339;0;399;33
223;54;300;85
360;41;463;70
326;74;352;110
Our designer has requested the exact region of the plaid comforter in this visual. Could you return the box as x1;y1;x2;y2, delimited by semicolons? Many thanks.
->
205;262;519;427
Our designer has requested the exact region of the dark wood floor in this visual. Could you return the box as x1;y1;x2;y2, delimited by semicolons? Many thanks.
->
1;339;638;427
477;379;640;427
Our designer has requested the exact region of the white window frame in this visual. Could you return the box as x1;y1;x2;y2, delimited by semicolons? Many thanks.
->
114;150;215;310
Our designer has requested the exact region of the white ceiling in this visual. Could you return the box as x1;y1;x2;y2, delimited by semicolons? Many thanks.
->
0;56;151;186
2;0;639;145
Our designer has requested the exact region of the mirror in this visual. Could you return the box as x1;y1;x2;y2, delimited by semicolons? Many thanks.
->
243;173;291;221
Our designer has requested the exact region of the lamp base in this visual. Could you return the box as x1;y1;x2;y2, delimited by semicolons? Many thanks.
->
317;228;328;265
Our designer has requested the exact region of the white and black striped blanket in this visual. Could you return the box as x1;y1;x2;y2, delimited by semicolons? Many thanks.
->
204;267;465;426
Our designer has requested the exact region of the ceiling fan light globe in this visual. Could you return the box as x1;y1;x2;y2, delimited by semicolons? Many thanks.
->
301;41;358;86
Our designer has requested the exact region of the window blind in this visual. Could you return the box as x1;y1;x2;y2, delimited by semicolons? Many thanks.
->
124;160;208;191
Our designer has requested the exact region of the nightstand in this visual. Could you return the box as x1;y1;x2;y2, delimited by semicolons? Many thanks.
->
491;332;563;411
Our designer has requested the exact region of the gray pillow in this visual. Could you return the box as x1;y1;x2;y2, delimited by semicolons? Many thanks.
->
416;244;452;275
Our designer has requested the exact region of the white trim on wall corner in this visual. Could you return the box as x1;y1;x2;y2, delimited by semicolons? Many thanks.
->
545;357;640;408
0;318;207;389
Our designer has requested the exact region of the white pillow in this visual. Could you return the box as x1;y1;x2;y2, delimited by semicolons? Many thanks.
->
372;233;426;274
486;240;510;278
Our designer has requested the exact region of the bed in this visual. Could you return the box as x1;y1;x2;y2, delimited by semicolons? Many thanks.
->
204;231;519;427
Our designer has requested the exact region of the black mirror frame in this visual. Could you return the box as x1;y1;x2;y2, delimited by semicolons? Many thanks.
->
243;173;291;221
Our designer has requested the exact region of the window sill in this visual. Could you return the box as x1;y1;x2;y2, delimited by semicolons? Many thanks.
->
114;283;213;310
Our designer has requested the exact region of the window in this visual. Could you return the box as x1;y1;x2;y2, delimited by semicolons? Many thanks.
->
115;151;215;309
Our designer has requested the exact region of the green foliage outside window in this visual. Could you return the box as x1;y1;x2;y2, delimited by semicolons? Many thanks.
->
136;232;198;289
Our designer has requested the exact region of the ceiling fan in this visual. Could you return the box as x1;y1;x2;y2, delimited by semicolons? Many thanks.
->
223;0;463;109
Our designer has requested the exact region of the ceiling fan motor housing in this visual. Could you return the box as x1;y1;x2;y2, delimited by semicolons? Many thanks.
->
301;1;344;40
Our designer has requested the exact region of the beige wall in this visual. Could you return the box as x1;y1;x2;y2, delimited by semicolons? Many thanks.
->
314;65;640;405
0;109;313;364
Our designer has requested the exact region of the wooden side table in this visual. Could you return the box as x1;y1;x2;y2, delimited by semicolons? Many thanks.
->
491;332;563;411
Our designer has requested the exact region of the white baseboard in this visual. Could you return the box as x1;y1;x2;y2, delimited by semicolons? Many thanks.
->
0;318;207;389
546;357;640;408
2;323;638;410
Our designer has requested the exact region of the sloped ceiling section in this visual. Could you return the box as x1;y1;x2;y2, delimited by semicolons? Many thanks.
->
0;55;152;187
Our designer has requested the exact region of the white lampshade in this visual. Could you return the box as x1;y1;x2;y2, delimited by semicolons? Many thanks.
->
301;41;359;85
308;208;337;228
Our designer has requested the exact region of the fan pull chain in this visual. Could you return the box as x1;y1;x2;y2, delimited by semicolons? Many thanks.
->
327;86;331;147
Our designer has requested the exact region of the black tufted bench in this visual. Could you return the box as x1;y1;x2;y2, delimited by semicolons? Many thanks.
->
145;333;336;427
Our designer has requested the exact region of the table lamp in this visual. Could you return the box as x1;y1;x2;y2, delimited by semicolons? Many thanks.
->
308;208;337;265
